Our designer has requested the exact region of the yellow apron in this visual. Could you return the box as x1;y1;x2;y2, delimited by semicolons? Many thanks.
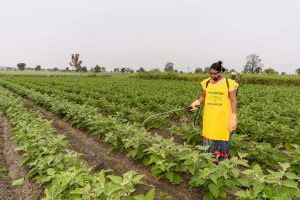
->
200;78;238;141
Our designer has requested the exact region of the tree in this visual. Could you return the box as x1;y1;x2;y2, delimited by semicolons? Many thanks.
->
254;67;263;74
17;63;26;71
69;53;82;72
65;67;70;71
81;66;88;72
296;68;300;75
35;65;41;71
281;72;286;75
114;68;120;72
121;68;126;73
137;67;146;72
164;62;174;72
264;68;277;74
95;65;101;73
195;68;203;73
243;54;264;74
101;67;106;72
126;68;134;73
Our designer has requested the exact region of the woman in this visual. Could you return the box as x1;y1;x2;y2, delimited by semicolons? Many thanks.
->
190;61;238;162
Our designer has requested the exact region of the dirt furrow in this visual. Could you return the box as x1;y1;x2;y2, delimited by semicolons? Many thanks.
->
0;112;42;200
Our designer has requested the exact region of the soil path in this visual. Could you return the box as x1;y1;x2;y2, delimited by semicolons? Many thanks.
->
0;112;42;200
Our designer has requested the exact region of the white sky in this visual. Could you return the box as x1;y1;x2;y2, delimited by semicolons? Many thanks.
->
1;0;299;73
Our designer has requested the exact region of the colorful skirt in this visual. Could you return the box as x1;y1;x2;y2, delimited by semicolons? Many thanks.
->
203;134;232;161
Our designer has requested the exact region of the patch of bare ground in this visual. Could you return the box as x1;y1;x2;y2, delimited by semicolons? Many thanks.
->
148;128;184;144
22;98;206;200
0;112;43;200
0;116;12;200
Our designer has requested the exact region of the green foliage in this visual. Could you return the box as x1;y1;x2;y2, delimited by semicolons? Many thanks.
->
0;76;300;199
69;53;83;72
243;53;263;74
0;87;153;199
17;63;26;71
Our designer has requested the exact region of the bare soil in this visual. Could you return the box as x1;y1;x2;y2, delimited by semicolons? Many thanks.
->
0;112;43;200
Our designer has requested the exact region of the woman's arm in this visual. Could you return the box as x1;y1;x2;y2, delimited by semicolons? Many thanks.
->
229;89;237;114
190;90;206;111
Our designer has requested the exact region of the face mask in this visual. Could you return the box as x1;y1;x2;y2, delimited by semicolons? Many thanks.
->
212;75;220;81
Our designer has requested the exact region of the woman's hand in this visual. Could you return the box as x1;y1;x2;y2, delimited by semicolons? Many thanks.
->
190;100;200;111
228;113;237;132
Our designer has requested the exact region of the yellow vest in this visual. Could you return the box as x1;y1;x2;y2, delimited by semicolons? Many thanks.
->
200;77;239;141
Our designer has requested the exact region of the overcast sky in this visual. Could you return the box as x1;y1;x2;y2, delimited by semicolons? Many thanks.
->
1;0;299;73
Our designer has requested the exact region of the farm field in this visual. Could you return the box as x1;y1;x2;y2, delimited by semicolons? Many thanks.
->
0;73;299;200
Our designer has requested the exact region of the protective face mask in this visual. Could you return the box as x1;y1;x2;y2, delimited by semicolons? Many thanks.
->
212;76;220;81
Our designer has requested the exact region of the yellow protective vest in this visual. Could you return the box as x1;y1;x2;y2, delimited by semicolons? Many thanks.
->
200;77;238;141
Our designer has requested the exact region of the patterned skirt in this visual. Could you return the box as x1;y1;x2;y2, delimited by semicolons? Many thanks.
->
203;134;232;161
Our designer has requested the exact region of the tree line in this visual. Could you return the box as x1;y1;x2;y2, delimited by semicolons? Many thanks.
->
13;53;300;75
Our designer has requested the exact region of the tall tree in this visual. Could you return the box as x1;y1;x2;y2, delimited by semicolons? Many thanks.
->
138;67;146;72
296;68;300;75
17;63;26;71
243;54;264;74
95;65;101;72
35;65;41;71
81;66;88;72
121;68;126;73
69;53;82;72
101;67;106;72
164;62;174;72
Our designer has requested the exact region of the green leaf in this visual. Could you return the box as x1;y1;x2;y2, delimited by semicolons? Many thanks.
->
285;172;300;180
70;188;85;195
208;183;219;198
165;171;181;184
105;182;122;194
108;175;122;184
203;193;214;200
253;184;264;196
279;162;290;171
209;174;218;184
47;168;56;176
238;178;250;187
238;153;248;159
263;187;273;198
12;178;24;186
130;188;155;200
189;175;205;187
231;168;240;178
235;190;250;199
236;159;249;167
282;180;298;189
